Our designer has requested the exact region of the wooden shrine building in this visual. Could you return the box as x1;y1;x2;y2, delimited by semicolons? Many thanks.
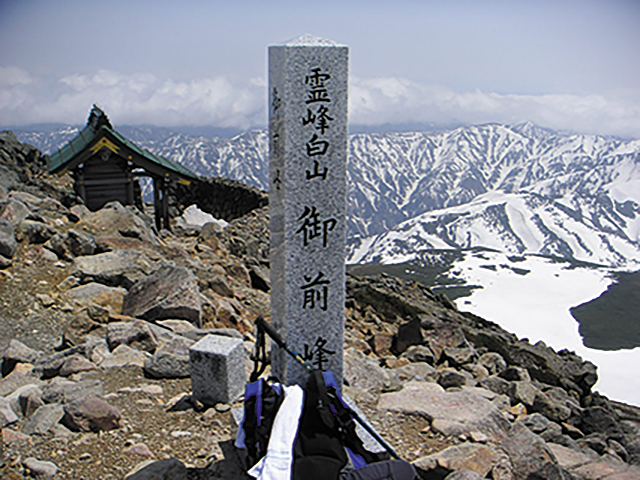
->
48;106;199;230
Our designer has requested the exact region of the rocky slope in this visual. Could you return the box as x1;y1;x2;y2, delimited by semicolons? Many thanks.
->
1;130;639;479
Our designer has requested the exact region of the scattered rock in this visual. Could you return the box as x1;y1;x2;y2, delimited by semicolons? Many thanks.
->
400;345;435;365
100;344;149;368
500;423;564;479
64;282;127;313
23;403;65;435
23;457;59;479
122;265;202;323
2;339;42;376
77;201;158;245
107;320;160;353
71;249;153;288
62;395;122;432
144;336;195;379
438;368;473;389
35;294;55;308
378;381;510;441
123;443;154;458
124;458;188;480
0;397;19;426
16;385;45;418
61;312;103;348
0;370;40;397
17;219;57;244
414;443;500;478
41;378;104;405
58;355;97;377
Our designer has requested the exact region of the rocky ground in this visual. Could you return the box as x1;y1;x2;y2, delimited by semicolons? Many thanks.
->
1;129;640;480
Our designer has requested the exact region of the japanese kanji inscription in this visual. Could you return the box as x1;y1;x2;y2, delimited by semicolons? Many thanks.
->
268;35;348;387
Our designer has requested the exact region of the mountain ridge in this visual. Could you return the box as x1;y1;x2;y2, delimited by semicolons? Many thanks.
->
15;122;640;267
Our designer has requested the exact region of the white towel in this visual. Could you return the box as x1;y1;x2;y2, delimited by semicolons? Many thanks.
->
248;384;305;480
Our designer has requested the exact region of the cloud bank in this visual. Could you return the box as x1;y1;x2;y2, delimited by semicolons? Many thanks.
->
1;66;639;138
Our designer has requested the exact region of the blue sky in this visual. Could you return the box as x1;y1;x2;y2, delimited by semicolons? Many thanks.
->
1;0;639;136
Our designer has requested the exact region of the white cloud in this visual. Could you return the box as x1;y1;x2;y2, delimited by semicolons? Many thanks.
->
349;77;640;138
0;66;33;86
1;67;640;139
0;68;266;129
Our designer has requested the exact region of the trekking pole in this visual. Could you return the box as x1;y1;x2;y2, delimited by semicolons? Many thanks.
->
256;316;314;372
254;316;401;460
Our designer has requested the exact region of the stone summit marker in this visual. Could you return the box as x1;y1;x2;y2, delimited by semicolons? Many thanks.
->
269;35;349;387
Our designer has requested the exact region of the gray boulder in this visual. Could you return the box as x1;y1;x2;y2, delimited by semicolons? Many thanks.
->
0;370;40;397
378;381;510;441
64;229;98;256
122;265;202;323
58;355;98;377
107;321;160;353
414;443;500;478
23;457;59;480
442;346;476;367
77;201;158;245
394;362;438;383
23;403;65;435
532;388;573;423
143;336;195;379
438;368;473;389
0;397;19;427
400;345;436;365
64;282;127;313
579;406;623;438
0;197;31;226
2;339;42;376
16;385;45;418
517;413;551;434
72;249;154;288
99;344;150;369
344;348;397;396
41;378;104;405
17;219;57;244
478;352;507;375
508;380;540;408
500;423;564;479
0;217;17;258
195;265;234;297
477;376;511;396
45;229;97;260
62;395;121;432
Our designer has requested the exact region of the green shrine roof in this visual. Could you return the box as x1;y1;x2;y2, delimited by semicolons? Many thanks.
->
47;105;198;181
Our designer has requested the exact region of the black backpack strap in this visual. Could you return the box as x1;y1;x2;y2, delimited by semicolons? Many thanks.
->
242;377;285;467
250;322;268;383
310;369;338;429
339;460;417;480
321;372;389;466
292;370;348;480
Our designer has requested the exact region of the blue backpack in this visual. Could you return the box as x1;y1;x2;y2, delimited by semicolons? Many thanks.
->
239;370;417;480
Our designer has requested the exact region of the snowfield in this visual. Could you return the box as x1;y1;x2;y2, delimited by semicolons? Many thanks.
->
451;252;640;406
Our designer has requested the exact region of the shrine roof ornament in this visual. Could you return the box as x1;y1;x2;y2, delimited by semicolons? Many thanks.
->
47;105;198;182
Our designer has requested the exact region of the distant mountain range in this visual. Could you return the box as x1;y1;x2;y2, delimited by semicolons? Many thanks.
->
15;122;640;268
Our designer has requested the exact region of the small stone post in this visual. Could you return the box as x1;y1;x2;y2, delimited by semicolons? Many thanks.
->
269;35;349;387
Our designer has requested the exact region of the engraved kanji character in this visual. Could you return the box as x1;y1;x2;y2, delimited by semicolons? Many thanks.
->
300;271;330;311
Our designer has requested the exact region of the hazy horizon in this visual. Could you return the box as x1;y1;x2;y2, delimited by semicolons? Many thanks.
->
2;1;640;138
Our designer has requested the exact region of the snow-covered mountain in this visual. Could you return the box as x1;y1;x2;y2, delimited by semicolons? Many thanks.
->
347;124;640;266
15;122;640;267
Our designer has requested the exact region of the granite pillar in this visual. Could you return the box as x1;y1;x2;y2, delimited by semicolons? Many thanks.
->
269;35;349;387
